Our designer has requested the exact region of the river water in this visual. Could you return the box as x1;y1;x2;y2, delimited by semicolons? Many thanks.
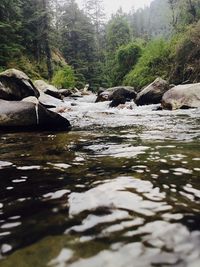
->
0;95;200;267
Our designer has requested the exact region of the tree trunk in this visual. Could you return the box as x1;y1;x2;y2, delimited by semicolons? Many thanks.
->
42;0;53;80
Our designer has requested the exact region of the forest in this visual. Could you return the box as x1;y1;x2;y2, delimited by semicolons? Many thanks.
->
0;0;200;91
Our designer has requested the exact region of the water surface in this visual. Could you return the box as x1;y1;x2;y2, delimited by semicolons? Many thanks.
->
0;95;200;266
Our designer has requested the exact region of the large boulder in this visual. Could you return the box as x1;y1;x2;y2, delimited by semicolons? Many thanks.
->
34;80;71;99
0;69;39;100
95;86;137;107
162;83;200;110
0;99;71;130
135;78;169;106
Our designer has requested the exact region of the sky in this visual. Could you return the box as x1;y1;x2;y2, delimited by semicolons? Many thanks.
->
76;0;154;18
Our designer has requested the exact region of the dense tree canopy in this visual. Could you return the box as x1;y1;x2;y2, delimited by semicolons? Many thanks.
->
0;0;200;89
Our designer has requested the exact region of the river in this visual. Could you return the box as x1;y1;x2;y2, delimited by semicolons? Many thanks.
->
0;95;200;267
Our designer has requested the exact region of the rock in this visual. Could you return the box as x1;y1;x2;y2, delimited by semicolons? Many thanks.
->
0;69;39;100
109;87;137;107
95;86;137;107
34;80;71;100
135;78;169;106
80;84;92;95
0;99;71;130
39;92;64;108
22;96;39;104
34;80;58;93
58;89;72;97
95;90;110;102
162;83;200;110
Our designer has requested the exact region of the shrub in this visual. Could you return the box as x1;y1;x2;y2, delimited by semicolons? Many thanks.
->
106;42;142;86
123;39;171;90
117;42;142;71
169;21;200;83
52;65;75;89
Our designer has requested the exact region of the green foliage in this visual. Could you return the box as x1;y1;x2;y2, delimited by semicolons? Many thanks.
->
117;43;142;72
124;39;170;89
106;13;131;53
52;65;75;89
59;0;99;89
106;42;142;86
169;21;200;83
7;55;43;79
0;0;22;66
1;0;200;88
104;11;132;86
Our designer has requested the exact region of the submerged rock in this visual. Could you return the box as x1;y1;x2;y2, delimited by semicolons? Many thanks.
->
34;80;71;100
0;69;39;100
95;86;137;107
135;78;169;106
162;83;200;110
0;99;71;130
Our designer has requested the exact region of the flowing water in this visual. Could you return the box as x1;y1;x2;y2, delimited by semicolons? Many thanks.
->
0;95;200;267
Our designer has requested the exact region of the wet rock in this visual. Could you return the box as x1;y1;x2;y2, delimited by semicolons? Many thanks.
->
0;69;39;100
135;78;169;106
95;90;111;102
80;84;92;96
58;89;72;97
109;87;137;107
95;86;137;107
162;83;200;110
0;99;71;130
34;80;71;100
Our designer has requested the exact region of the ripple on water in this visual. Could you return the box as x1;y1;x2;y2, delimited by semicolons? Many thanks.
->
0;96;199;266
68;176;171;219
86;144;149;158
0;161;13;169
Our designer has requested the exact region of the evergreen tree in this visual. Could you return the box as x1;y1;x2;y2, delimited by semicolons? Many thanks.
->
0;0;22;67
59;0;97;88
106;9;131;53
20;0;52;79
104;9;131;86
83;0;105;53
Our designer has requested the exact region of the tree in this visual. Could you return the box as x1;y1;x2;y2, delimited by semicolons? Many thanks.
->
59;0;97;88
83;0;105;53
168;0;179;29
20;0;53;79
41;0;53;79
106;10;131;53
104;9;132;86
0;0;22;66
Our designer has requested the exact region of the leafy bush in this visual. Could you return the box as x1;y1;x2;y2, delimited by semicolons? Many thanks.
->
117;42;142;70
105;42;142;86
123;39;171;90
52;65;75;89
169;21;200;83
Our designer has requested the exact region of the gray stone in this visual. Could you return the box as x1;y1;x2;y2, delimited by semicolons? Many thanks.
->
162;83;200;110
34;80;71;99
0;99;71;130
135;78;169;106
0;69;39;100
95;86;137;107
